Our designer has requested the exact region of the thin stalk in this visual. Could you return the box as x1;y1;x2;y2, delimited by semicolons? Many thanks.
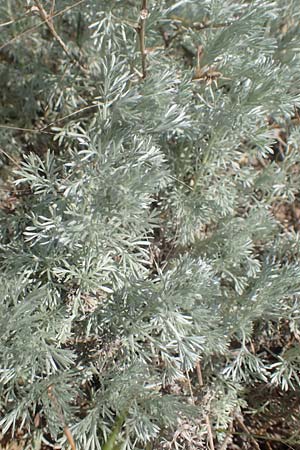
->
50;0;56;22
0;0;88;52
33;0;87;73
235;416;261;450
196;360;204;386
196;362;215;450
137;0;148;78
47;385;77;450
219;422;233;450
206;415;216;450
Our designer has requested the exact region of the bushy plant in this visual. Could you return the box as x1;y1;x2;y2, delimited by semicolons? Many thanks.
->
1;1;300;449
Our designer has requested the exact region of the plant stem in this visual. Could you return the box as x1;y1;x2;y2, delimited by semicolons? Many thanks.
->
196;360;204;386
102;413;126;450
47;385;77;450
33;0;87;74
196;362;215;450
236;416;261;450
137;0;148;78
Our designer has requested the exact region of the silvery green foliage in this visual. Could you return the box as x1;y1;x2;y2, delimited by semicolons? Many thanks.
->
1;0;300;448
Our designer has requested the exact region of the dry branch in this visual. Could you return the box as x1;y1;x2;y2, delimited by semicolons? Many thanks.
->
136;0;148;78
33;0;87;73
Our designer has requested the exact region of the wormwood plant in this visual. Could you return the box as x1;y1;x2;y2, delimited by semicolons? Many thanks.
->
1;1;300;449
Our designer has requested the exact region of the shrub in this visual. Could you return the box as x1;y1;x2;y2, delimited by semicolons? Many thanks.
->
1;1;300;449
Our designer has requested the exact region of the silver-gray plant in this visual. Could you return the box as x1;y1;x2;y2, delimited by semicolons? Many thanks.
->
1;0;300;449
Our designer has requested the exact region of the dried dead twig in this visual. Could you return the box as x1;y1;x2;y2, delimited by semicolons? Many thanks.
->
0;147;20;167
33;0;87;73
196;362;215;450
186;370;195;404
235;415;261;450
50;0;56;23
219;421;234;450
48;384;77;450
0;0;88;52
196;360;204;387
206;415;216;450
136;0;148;78
192;45;230;85
0;124;55;135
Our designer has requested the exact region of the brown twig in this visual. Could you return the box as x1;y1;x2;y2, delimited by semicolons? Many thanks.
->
34;1;74;62
186;370;195;404
0;124;55;135
50;0;56;23
64;426;77;450
0;103;100;137
216;427;296;450
136;0;148;78
40;103;100;131
0;0;88;53
190;21;232;30
236;415;261;450
196;360;204;386
206;415;216;450
0;14;28;28
0;147;20;167
196;362;215;450
48;385;77;450
170;16;232;30
219;421;234;450
32;0;87;73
